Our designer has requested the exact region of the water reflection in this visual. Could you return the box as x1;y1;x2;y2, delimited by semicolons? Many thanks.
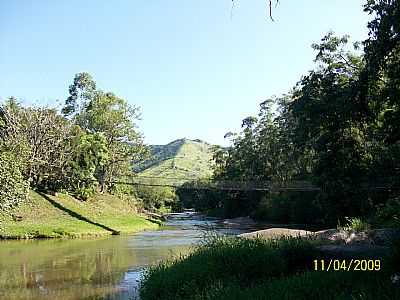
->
0;213;253;300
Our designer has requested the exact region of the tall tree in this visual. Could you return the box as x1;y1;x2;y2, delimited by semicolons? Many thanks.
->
362;0;400;144
1;100;72;191
63;73;149;192
62;72;97;118
77;91;148;191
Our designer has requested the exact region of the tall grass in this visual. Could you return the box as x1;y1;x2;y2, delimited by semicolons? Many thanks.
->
139;236;317;300
339;217;371;233
195;271;400;300
140;235;400;300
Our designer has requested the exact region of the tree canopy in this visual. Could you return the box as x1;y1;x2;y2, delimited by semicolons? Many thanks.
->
0;73;148;201
209;0;400;224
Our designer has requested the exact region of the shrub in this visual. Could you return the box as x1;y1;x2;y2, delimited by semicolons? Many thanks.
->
254;193;291;223
0;151;29;209
375;197;400;228
339;217;371;232
254;191;320;224
135;184;177;211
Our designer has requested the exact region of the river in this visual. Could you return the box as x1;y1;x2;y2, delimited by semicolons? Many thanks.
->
0;212;259;300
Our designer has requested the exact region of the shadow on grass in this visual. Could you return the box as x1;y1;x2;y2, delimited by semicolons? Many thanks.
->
38;192;120;235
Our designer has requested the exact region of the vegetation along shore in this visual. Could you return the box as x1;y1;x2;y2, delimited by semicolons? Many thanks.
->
1;1;400;299
0;191;159;239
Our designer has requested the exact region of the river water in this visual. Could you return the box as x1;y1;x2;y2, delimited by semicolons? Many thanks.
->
0;212;258;300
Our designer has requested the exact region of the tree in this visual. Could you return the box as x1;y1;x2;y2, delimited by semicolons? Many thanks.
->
77;91;148;192
0;151;29;209
0;100;29;208
63;73;149;192
1;102;72;191
62;72;97;118
362;0;400;144
288;33;373;219
135;183;177;211
0;97;23;148
211;32;374;222
66;127;109;200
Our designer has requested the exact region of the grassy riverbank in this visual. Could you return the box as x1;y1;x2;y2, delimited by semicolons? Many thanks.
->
140;236;400;300
0;191;159;239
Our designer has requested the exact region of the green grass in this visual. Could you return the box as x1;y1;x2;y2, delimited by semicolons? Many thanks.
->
139;236;400;300
140;236;318;300
0;191;158;239
139;138;214;180
194;271;400;300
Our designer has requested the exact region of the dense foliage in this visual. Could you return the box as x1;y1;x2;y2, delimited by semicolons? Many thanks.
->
135;183;178;211
0;151;28;209
184;0;400;225
2;1;399;223
0;73;148;202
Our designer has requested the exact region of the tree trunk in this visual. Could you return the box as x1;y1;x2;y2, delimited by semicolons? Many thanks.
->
98;167;106;193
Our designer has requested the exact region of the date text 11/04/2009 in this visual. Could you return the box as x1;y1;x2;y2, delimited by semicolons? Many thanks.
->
313;259;381;271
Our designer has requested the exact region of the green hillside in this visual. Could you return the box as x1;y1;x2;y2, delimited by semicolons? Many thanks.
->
0;191;158;239
136;138;215;181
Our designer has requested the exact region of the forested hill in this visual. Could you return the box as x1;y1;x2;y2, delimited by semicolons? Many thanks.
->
135;138;215;180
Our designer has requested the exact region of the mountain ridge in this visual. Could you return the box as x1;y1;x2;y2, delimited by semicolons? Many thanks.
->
135;138;216;180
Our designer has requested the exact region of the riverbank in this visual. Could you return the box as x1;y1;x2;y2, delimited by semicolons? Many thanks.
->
0;211;233;300
0;191;159;239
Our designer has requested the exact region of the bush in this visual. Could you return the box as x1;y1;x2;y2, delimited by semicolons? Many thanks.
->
254;193;291;223
135;184;177;211
340;217;371;233
176;185;224;213
254;191;321;224
375;197;400;228
0;151;29;209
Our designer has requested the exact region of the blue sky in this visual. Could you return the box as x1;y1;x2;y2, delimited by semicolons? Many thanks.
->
0;0;371;146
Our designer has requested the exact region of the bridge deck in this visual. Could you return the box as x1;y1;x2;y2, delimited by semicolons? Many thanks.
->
109;176;398;192
109;177;320;192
